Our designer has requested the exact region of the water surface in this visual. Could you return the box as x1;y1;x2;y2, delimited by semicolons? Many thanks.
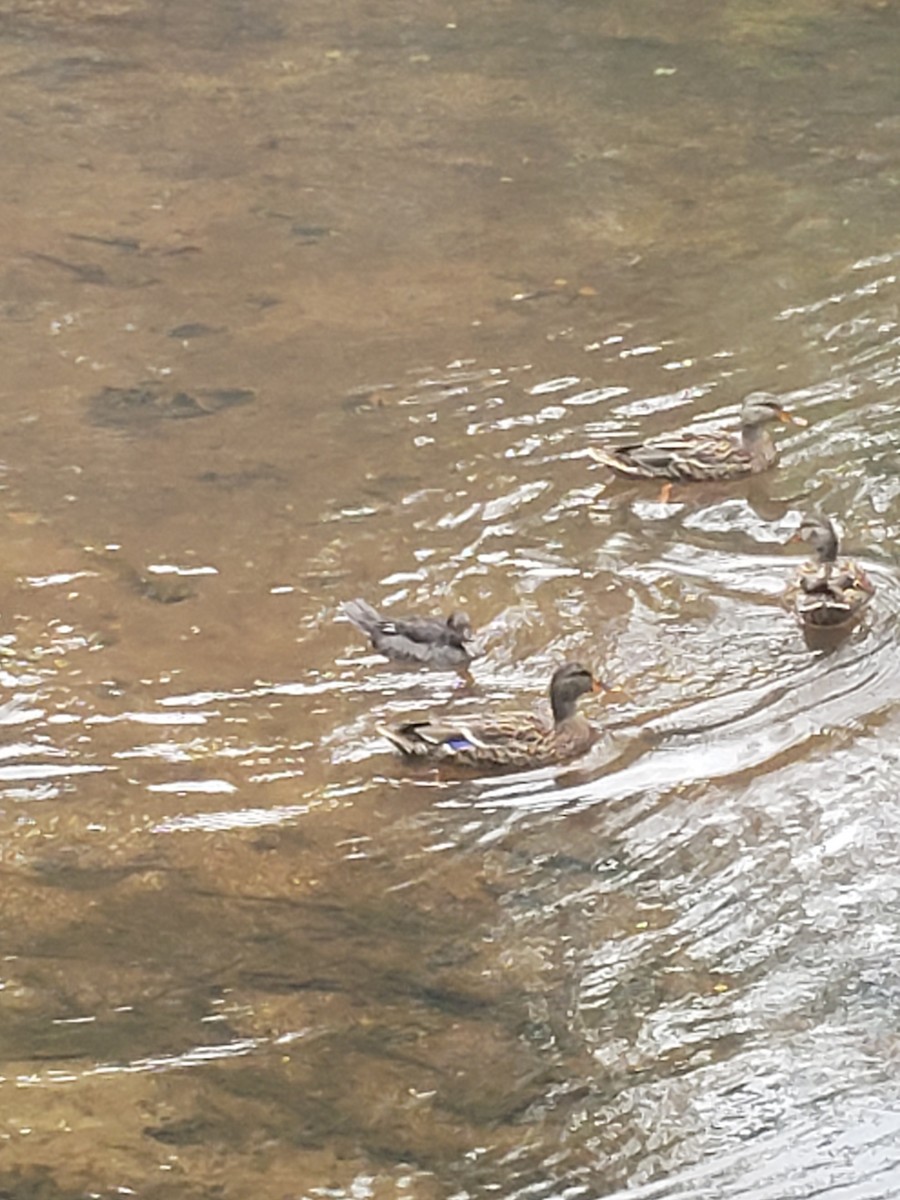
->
1;0;900;1197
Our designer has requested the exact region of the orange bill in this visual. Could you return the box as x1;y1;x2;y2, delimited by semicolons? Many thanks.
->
778;408;809;427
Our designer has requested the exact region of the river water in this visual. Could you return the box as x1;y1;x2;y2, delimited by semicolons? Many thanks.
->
2;1;900;1197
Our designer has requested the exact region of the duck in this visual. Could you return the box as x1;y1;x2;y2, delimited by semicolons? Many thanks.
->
379;661;607;769
587;392;807;484
340;598;475;669
785;514;875;629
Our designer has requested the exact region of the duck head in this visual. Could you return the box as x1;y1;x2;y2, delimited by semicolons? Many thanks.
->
793;514;840;564
740;393;808;429
550;661;608;722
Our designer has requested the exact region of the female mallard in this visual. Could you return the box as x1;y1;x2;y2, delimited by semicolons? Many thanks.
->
379;661;607;769
785;515;875;629
340;598;475;669
588;392;807;483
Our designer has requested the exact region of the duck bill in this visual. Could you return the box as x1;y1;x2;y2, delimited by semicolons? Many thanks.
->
777;409;808;427
592;677;622;694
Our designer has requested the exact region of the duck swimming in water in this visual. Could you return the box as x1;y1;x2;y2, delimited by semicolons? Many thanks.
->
588;393;807;484
784;514;874;630
340;598;475;669
379;661;608;770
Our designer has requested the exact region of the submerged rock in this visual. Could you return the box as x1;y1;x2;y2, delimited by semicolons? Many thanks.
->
88;382;254;428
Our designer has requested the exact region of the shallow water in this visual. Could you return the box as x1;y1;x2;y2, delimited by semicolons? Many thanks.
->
2;0;900;1197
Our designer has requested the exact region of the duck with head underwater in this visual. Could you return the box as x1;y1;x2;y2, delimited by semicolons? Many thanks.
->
588;392;807;485
785;514;875;630
379;661;609;770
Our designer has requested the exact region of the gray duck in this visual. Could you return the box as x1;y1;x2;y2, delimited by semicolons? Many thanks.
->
340;598;475;669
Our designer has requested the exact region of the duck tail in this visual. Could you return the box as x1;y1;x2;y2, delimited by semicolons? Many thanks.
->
586;446;635;475
339;598;383;635
378;723;430;757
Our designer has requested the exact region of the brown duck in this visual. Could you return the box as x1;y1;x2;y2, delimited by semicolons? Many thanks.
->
379;662;608;769
785;515;875;629
588;392;807;483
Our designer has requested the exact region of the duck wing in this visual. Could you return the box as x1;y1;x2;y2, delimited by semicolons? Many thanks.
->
591;430;748;481
371;617;471;666
380;711;549;762
379;615;468;647
793;558;875;627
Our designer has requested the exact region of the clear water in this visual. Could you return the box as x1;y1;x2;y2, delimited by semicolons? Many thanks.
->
1;0;900;1196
